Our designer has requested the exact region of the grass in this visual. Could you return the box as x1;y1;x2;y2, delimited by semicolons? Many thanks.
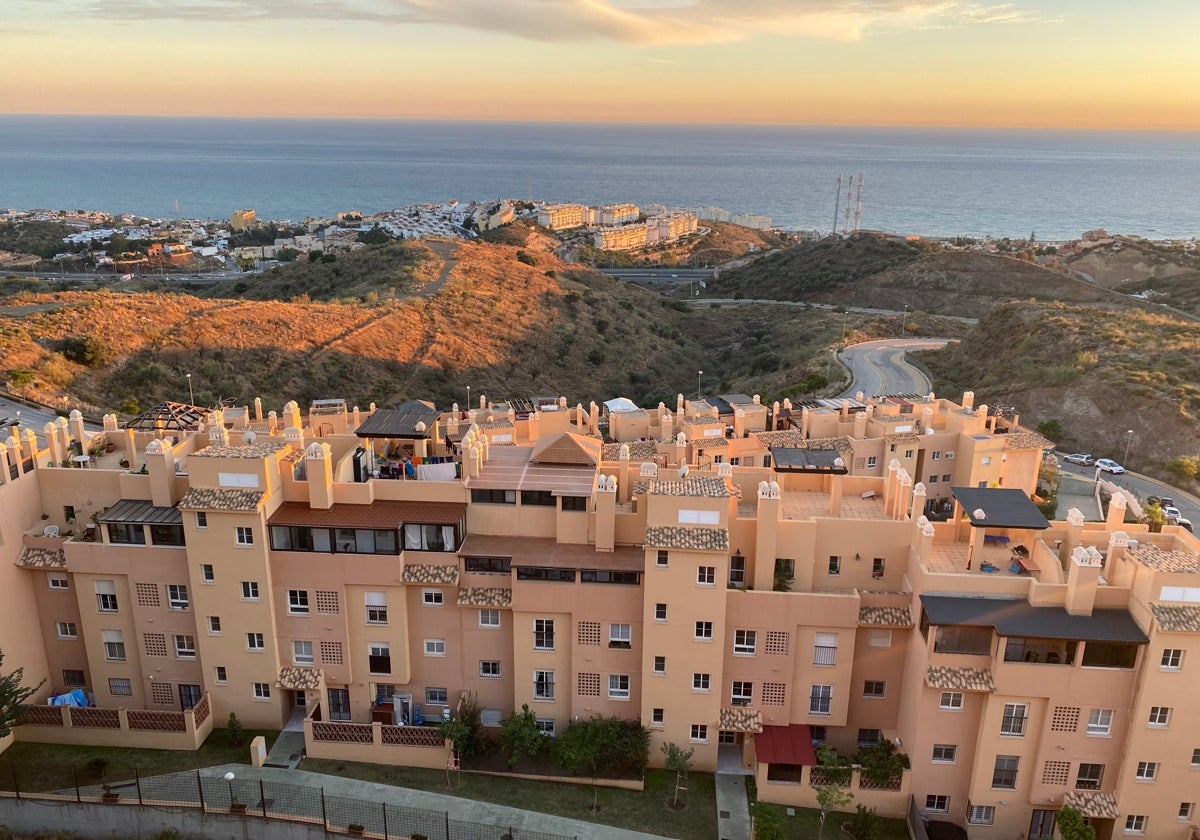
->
298;758;716;840
754;802;910;840
0;728;277;792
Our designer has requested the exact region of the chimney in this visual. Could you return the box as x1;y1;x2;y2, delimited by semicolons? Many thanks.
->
594;474;617;552
1065;546;1103;616
1106;494;1127;528
733;409;745;439
254;397;263;422
961;391;975;411
853;409;868;439
911;482;927;530
68;409;88;453
753;480;781;590
44;422;64;465
306;442;334;510
144;438;176;508
0;443;9;481
1104;530;1128;581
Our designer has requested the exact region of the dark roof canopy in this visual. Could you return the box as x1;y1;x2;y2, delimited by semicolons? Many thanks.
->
770;447;848;473
121;401;206;431
920;595;1148;643
951;486;1050;530
355;401;440;439
755;725;817;766
98;499;182;525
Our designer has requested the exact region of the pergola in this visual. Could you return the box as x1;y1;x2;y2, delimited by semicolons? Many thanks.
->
121;401;207;432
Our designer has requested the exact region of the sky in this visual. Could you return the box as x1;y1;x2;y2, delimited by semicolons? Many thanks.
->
3;0;1198;128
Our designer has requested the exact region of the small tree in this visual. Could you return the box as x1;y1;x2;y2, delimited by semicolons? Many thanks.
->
439;692;487;763
751;803;787;840
852;740;910;787
0;648;44;737
500;704;545;767
660;741;694;808
1144;502;1167;534
226;712;244;747
815;784;854;840
846;804;881;840
1055;805;1096;840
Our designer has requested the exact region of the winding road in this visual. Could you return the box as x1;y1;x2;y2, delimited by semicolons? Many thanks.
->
837;338;952;398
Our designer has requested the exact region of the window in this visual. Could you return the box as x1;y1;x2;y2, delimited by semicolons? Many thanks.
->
426;687;449;705
609;623;632;649
933;626;992;655
535;718;555;735
866;456;878;469
690;724;708;743
1148;706;1171;727
205;616;221;635
201;564;214;583
241;581;259;601
471;488;516;504
931;451;941;460
364;592;388;624
480;660;501;678
1081;641;1138;669
534;669;555;700
871;557;885;578
517;567;575;582
1193;749;1200;767
520;489;556;507
247;632;265;651
95;580;118;613
729;555;746;587
734;629;757;654
863;680;886;698
828;555;841;575
967;805;995;826
422;589;444;606
235;526;254;546
561;495;588;512
534;619;555;650
107;522;146;545
48;574;69;590
732;681;753;705
925;795;949;814
424;638;446;657
905;449;915;459
813;632;837;665
944;451;954;460
810;726;827;745
195;511;207;529
810;684;832;716
369;643;391;672
150;523;185;546
464;556;511;574
1135;761;1157;782
102;630;125;661
293;640;314;665
692;673;711;691
992;755;1019;788
653;656;666;675
108;678;133;696
1125;815;1146;834
253;682;271;700
1162;648;1183;670
1001;703;1028;735
174;634;196;658
651;708;664;726
695;621;714;641
942;474;952;482
697;566;716;585
656;550;669;568
167;584;189;610
940;691;964;710
63;669;85;687
608;674;630;699
678;509;720;525
932;744;957;763
1180;803;1194;821
981;456;991;466
479;609;500;628
1076;763;1104;790
288;589;310;615
654;603;667;622
868;629;892;648
1087;709;1113;736
56;621;77;639
928;475;938;484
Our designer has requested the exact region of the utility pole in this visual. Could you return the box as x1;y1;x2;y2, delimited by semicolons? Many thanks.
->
832;175;842;237
853;173;864;233
843;177;853;234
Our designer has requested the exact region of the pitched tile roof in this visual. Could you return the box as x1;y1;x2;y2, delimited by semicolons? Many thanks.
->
277;667;323;690
751;430;808;448
191;440;290;459
402;564;460;585
883;432;922;444
16;546;66;567
178;487;266;512
530;432;602;466
1133;543;1200;574
601;441;661;461
457;587;512;608
1151;603;1200;633
719;707;763;733
644;525;729;553
1002;428;1053;451
647;477;732;498
858;606;913;627
925;665;995;692
1062;791;1119;819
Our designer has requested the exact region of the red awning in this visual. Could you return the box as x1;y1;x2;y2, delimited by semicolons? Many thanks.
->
754;725;817;766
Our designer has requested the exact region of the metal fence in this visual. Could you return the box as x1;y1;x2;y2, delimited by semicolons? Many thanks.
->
1;762;577;840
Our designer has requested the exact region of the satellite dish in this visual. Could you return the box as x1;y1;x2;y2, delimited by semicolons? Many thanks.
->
678;464;690;479
244;430;257;444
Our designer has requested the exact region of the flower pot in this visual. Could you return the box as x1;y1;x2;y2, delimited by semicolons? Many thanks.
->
348;826;365;836
230;803;248;814
102;792;120;804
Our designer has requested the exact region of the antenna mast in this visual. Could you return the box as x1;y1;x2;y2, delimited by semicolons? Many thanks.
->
853;173;864;233
843;175;853;234
832;174;842;237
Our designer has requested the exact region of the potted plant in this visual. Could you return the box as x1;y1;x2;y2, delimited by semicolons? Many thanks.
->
230;801;248;814
101;784;120;804
347;823;365;836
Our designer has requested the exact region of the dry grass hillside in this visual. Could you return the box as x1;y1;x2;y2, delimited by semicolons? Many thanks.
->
1064;237;1199;287
916;301;1200;473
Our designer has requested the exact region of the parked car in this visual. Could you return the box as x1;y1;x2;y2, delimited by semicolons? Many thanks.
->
1175;518;1193;533
1163;506;1183;522
1062;453;1094;465
1095;458;1125;474
1147;495;1176;509
0;416;18;428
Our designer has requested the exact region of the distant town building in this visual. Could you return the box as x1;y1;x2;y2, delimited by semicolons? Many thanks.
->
690;206;731;222
537;204;588;231
731;213;772;231
594;213;697;251
229;209;257;231
599;204;640;226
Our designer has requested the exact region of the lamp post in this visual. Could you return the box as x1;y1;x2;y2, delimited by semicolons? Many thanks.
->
223;770;236;807
697;370;703;401
1123;429;1134;466
466;385;471;412
186;373;194;406
900;304;908;338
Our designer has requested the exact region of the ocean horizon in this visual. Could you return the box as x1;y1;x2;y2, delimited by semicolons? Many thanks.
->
1;115;1198;240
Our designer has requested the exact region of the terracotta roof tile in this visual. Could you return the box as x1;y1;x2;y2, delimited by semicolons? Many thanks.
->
1003;429;1053;451
1133;544;1200;574
719;707;763;733
1151;603;1200;633
602;441;661;461
1062;791;1119;819
16;546;66;568
859;606;913;627
647;477;731;498
277;667;323;690
925;665;995;692
457;587;512;608
402;564;460;585
530;432;602;466
644;525;729;553
178;487;266;512
191;440;290;459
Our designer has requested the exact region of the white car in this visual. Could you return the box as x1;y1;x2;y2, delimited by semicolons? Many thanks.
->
1062;453;1094;465
1095;459;1125;474
1163;506;1183;522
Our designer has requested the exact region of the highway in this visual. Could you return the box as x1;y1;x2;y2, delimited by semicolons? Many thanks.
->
837;338;952;398
597;268;715;284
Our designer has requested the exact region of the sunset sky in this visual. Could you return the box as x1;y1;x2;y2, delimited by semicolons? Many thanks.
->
3;0;1198;128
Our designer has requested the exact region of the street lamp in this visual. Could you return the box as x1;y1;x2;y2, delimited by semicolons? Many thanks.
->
186;373;194;406
1123;429;1134;466
223;770;236;806
466;385;472;412
900;304;908;338
697;370;703;401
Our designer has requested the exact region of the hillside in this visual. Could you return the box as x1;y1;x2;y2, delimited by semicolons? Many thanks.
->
1064;237;1200;288
916;301;1200;474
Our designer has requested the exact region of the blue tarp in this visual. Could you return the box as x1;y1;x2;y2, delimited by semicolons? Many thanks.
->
49;689;88;707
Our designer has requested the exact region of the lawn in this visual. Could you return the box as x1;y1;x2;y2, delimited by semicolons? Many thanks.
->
754;801;910;840
0;728;277;793
298;758;716;840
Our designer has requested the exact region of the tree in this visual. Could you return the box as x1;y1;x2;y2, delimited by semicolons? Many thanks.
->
500;704;545;767
846;804;881;840
1036;418;1062;442
815;783;854;840
59;334;112;367
1055;805;1096;840
226;712;244;747
1166;455;1200;482
438;691;487;762
0;648;44;737
852;740;909;787
1144;502;1167;533
660;741;694;808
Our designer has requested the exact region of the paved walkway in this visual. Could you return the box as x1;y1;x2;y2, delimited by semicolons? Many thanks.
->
714;774;751;840
197;764;670;840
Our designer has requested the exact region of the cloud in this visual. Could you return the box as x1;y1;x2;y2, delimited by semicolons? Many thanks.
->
82;0;1049;45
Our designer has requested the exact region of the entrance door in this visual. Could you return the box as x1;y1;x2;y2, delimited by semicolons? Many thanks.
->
1029;810;1057;839
294;690;306;708
397;693;412;726
327;688;351;721
179;684;202;711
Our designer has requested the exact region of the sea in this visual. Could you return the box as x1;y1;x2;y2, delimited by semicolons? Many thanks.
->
1;115;1198;240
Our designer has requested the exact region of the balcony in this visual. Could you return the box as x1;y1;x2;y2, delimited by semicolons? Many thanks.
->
15;694;213;750
303;703;448;769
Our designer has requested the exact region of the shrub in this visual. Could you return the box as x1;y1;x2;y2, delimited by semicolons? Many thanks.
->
852;740;910;786
85;756;110;779
60;334;112;367
226;712;244;746
846;804;881;840
751;804;786;840
516;251;536;266
500;704;546;767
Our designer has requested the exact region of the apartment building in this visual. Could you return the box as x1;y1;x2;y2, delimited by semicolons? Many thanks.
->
228;209;257;231
536;204;587;231
2;392;1198;839
599;204;640;226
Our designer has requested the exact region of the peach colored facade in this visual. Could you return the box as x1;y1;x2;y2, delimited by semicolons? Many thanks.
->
0;392;1198;838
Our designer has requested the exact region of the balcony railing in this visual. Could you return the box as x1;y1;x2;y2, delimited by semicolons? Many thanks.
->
813;646;837;666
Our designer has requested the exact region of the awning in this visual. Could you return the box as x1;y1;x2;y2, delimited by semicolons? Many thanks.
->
920;594;1148;643
355;401;440;439
754;724;817;766
950;486;1050;530
98;499;182;525
269;500;466;529
770;447;848;473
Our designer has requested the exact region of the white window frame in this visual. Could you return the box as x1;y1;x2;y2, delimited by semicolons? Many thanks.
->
1161;648;1183;670
200;564;214;583
253;682;271;700
246;632;265;651
479;609;500;628
173;634;196;659
235;526;254;546
535;718;555;736
828;555;841;575
424;638;446;657
48;574;69;591
1087;708;1113;736
654;603;667;622
925;795;950;814
608;674;630;700
293;640;314;665
967;805;995;826
734;629;757;654
56;621;78;639
534;669;555;700
810;684;832;716
102;630;125;662
241;580;259;601
866;456;878;469
731;681;753;705
1001;702;1028;736
195;511;208;530
422;589;444;606
426;687;449;705
95;580;118;613
1125;815;1146;834
651;708;665;726
1135;761;1157;782
208;616;222;635
214;666;227;685
167;584;190;610
696;565;716;586
695;621;714;641
868;629;892;648
365;591;388;625
690;724;708;743
944;451;955;460
692;673;710;692
534;618;555;651
863;680;886;698
932;744;957;763
1148;706;1171;727
655;550;669;568
813;631;838;665
653;655;666;675
1180;803;1194;821
288;589;310;615
108;677;133;696
940;691;964;710
609;623;632;648
480;660;501;678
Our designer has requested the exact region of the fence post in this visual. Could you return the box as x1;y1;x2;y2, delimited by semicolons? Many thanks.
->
260;779;268;818
72;765;81;803
381;800;387;839
11;761;19;800
196;770;205;812
321;787;328;833
444;810;450;840
135;767;143;807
